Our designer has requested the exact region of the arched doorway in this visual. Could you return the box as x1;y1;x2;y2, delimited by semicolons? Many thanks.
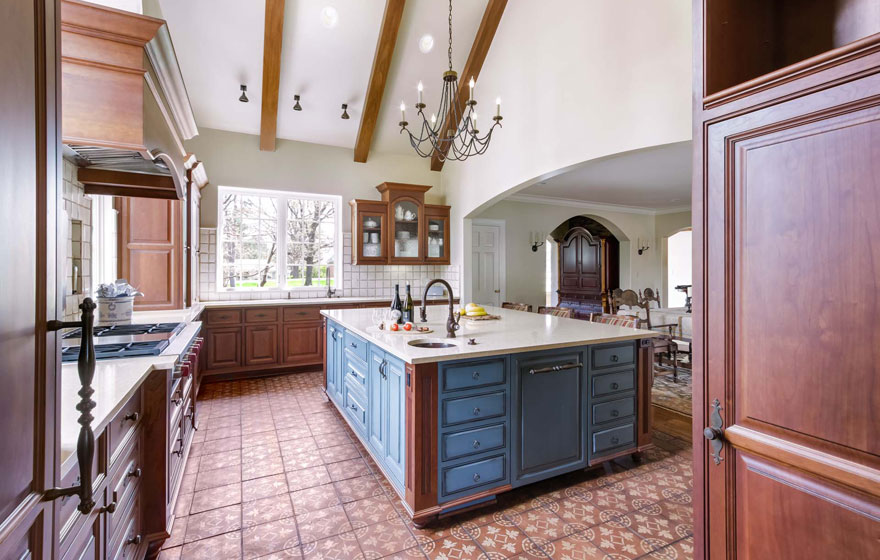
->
547;216;621;318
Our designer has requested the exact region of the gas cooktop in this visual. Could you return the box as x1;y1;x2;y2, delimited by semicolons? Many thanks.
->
61;322;185;362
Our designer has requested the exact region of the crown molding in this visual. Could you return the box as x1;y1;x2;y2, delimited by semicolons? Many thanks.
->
506;193;691;216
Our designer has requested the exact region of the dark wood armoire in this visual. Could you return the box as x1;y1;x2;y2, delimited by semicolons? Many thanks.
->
693;1;880;558
557;227;604;319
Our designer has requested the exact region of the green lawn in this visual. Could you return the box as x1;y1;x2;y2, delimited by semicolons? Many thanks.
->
233;279;333;288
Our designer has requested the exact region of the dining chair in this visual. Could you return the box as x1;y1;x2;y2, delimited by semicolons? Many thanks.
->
537;306;573;318
501;302;533;312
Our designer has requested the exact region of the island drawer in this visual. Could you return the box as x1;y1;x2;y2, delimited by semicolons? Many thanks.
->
441;454;506;497
343;330;368;362
106;438;141;543
442;391;506;427
442;359;505;392
108;389;141;466
343;352;368;390
441;423;506;461
245;307;279;323
205;308;242;325
591;369;635;398
343;381;368;436
592;423;635;456
591;343;635;369
592;396;635;425
107;494;141;560
283;306;321;322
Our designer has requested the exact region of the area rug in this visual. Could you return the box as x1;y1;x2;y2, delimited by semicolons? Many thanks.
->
652;366;692;417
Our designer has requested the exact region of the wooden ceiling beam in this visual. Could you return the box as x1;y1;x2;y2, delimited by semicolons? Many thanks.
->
430;0;507;172
354;0;407;163
259;0;286;152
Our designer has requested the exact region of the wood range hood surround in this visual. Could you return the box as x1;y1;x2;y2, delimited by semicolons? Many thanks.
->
61;0;187;200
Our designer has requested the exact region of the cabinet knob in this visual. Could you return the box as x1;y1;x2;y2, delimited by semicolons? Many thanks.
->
472;371;480;380
611;410;619;417
473;440;481;449
123;411;139;422
473;473;481;482
350;342;358;348
127;534;142;546
101;501;117;514
611;354;619;362
349;403;358;411
473;407;481;416
611;436;620;445
128;467;142;479
610;382;619;390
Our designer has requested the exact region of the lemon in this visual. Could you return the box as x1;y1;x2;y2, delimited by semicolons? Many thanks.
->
465;303;485;313
466;310;488;317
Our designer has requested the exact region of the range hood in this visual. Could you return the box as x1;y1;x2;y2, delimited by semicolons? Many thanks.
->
61;0;193;200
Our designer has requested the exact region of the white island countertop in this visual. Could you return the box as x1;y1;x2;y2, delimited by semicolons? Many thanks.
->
321;305;657;365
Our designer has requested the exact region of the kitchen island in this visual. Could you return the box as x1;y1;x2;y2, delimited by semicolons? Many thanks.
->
321;305;657;526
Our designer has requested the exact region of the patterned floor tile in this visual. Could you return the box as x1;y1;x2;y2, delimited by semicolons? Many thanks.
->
300;532;362;560
191;483;242;514
185;504;242;543
334;475;384;503
468;521;547;558
242;517;300;559
196;464;242;491
287;465;333;492
540;537;606;560
354;517;418;558
419;535;486;559
314;431;352;449
243;474;290;502
325;457;371;481
517;506;566;542
290;483;341;513
644;537;694;560
343;494;401;527
296;506;354;544
244;457;286;480
180;531;242;560
243;494;295;527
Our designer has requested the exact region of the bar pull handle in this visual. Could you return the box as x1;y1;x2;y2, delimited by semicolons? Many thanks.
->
528;362;583;375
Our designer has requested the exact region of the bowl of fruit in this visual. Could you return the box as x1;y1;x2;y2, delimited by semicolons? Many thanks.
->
459;303;500;321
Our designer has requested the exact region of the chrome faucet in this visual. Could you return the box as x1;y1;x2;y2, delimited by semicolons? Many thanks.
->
420;279;460;338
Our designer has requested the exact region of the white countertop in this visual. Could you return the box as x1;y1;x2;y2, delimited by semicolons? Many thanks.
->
200;296;454;308
59;316;202;466
321;305;657;365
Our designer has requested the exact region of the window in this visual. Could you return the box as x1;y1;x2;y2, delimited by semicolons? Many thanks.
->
666;229;692;307
218;186;340;290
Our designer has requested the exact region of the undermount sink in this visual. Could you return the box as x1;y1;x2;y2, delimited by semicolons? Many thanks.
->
408;338;456;349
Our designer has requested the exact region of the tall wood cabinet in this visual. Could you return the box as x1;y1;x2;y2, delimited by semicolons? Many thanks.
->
693;2;880;558
350;183;450;265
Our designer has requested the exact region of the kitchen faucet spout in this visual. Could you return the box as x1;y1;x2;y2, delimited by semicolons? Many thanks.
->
420;279;460;338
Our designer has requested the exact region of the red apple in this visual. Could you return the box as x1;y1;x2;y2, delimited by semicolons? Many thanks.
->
390;323;399;331
403;322;413;331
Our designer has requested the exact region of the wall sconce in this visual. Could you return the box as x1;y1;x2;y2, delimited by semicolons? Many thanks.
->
637;238;650;255
340;103;350;119
530;231;546;252
293;94;302;111
239;84;249;103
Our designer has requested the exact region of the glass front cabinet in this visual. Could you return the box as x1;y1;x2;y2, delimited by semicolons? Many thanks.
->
349;183;450;265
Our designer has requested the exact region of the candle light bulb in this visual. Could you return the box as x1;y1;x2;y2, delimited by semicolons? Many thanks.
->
417;81;423;104
469;77;476;100
400;101;406;122
430;113;436;125
496;97;501;117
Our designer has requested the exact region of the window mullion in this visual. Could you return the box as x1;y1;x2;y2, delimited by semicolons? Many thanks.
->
278;196;288;290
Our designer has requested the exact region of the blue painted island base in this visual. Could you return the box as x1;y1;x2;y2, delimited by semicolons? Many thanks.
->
323;318;655;527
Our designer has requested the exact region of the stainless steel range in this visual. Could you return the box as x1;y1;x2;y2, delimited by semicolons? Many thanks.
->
62;322;185;362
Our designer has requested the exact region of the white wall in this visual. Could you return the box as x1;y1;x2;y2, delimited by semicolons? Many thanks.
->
440;0;692;270
186;128;443;230
470;199;666;311
656;210;692;305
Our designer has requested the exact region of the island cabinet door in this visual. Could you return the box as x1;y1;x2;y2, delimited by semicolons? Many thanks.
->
383;356;406;487
326;324;339;401
511;349;587;486
368;347;387;458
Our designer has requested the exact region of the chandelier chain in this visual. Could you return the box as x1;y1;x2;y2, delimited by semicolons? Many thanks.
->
448;0;453;71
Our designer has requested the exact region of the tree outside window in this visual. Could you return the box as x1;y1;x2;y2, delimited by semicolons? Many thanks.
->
218;187;340;290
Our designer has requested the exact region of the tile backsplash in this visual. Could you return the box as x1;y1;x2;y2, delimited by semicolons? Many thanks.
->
199;229;461;302
62;159;92;321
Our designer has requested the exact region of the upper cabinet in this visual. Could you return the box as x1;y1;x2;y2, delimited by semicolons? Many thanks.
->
350;183;450;265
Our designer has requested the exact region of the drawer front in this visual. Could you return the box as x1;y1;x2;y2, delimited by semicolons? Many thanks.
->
344;352;368;389
592;396;636;425
592;423;636;456
108;496;141;560
106;439;141;542
591;369;635;398
245;307;279;323
283;306;321;322
591;343;635;369
442;423;506;462
442;391;506;427
169;377;191;428
343;382;368;435
108;389;141;464
343;330;368;362
442;359;505;392
205;308;242;325
441;455;506;497
168;423;184;493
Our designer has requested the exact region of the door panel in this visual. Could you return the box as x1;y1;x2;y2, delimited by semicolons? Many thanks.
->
282;322;323;365
472;225;501;307
205;328;242;370
368;348;386;457
384;356;406;485
245;325;278;366
703;69;880;557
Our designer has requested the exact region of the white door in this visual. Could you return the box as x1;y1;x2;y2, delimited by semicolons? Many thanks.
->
472;224;502;306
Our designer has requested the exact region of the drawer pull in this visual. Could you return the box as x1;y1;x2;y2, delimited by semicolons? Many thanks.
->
473;407;481;416
473;440;481;449
611;436;620;445
349;403;359;411
350;342;358;348
473;473;481;482
171;396;182;406
101;500;117;514
127;534;142;546
529;362;582;375
611;354;619;362
123;412;139;422
127;467;142;479
472;371;480;380
610;382;619;390
611;410;619;417
172;438;184;457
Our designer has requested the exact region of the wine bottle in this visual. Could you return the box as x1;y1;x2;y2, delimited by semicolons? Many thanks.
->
391;284;403;324
403;284;414;323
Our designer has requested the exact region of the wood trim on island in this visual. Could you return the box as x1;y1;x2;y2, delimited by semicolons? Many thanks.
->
404;361;439;526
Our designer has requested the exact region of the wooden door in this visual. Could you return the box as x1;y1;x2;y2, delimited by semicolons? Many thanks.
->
351;200;388;265
245;325;279;366
282;322;323;365
424;205;451;265
205;328;242;370
0;1;59;558
118;197;182;310
472;224;502;307
698;65;880;557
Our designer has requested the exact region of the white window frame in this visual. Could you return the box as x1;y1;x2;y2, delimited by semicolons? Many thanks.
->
217;185;342;292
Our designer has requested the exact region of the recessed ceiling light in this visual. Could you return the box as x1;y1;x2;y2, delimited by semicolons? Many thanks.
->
419;34;434;53
321;6;338;28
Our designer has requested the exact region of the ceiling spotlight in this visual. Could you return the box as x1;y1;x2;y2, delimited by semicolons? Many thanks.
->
340;104;350;120
321;6;338;28
239;84;248;103
419;34;434;53
293;94;302;111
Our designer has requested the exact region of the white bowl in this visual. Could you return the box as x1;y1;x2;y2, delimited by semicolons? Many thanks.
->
397;231;410;239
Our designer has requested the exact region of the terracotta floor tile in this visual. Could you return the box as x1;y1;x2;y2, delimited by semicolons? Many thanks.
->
419;535;485;560
244;431;281;448
300;532;362;560
163;515;188;549
290;483;341;513
243;494;295;527
344;495;403;527
175;492;194;517
157;546;182;560
180;531;242;560
320;443;362;464
645;537;694;560
185;504;242;543
244;457;286;481
255;547;304;559
468;521;548;558
191;483;242;514
354;517;418;558
196;464;243;491
201;436;243;454
334;475;384;503
296;505;353;544
516;506;565;543
242;517;300;559
585;522;645;559
314;432;352;449
243;474;290;502
540;537;606;560
325;457;371;482
287;465;333;492
243;443;283;462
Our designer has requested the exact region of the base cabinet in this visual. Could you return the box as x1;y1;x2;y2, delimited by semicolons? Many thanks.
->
283;322;323;365
205;327;242;370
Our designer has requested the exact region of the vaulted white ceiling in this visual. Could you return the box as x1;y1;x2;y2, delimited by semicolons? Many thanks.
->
159;0;489;155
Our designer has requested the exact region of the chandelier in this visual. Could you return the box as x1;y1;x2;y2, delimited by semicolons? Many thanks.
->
399;0;502;162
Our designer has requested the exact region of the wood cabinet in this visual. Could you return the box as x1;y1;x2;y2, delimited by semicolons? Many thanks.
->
245;325;279;366
282;322;323;365
205;327;243;371
557;227;603;317
349;183;450;265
